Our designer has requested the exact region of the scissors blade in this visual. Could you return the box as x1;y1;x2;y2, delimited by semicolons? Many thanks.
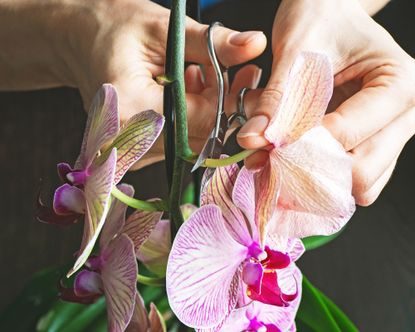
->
191;111;228;172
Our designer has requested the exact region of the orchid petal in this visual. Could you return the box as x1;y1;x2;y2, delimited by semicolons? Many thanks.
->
259;268;302;330
149;303;166;332
201;164;253;246
271;126;355;238
242;262;264;295
137;219;171;277
109;110;164;184
248;271;287;307
100;183;134;248
67;148;117;277
265;52;333;146
166;205;247;328
74;270;103;297
122;208;163;255
286;238;305;262
53;184;85;215
36;193;79;226
254;157;281;244
76;84;120;169
57;162;73;182
263;247;291;270
101;234;138;332
232;167;258;242
125;293;149;332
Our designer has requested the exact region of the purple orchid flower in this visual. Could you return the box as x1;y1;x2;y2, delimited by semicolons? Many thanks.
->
37;84;164;277
61;184;163;332
166;164;305;329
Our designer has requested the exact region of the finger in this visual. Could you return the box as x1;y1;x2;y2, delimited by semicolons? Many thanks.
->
185;65;204;94
244;150;269;170
185;18;267;67
354;157;397;207
350;107;415;204
237;47;303;150
324;74;411;151
230;64;262;94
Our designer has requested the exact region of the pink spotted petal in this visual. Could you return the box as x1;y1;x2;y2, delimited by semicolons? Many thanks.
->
101;234;138;332
201;164;253;246
137;219;171;277
100;183;134;248
265;52;333;147
53;184;85;215
76;84;120;169
122;208;163;255
254;157;281;244
109;110;164;184
271;126;355;238
67;148;117;277
166;205;247;328
126;293;149;332
74;270;103;297
210;306;251;332
242;262;263;295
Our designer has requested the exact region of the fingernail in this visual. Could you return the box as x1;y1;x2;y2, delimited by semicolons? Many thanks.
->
238;115;269;138
229;31;264;46
252;68;262;88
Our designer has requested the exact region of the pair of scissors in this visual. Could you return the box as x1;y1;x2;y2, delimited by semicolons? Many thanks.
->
192;22;249;172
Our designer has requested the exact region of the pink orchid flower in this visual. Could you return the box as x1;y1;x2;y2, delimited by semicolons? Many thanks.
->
61;184;163;332
200;265;302;332
166;164;304;329
37;84;164;276
254;52;355;240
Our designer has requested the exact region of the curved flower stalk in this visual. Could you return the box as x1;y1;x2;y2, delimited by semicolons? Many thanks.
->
60;184;163;332
255;52;356;240
36;84;164;277
166;164;304;329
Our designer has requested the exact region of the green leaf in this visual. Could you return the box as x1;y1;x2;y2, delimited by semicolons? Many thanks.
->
181;182;195;205
37;300;85;332
59;297;106;332
0;266;67;332
302;229;342;251
296;276;358;332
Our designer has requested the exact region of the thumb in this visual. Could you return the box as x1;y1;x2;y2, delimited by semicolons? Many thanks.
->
237;48;300;149
185;18;267;67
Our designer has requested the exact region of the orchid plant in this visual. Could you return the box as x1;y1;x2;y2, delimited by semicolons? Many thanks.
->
34;1;360;331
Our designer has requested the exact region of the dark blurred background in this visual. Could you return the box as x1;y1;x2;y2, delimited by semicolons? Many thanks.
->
0;0;414;331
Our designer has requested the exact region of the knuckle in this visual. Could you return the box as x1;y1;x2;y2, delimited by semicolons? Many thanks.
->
324;113;359;150
352;164;374;199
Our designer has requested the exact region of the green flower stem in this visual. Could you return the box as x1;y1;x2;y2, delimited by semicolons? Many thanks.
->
111;187;168;212
187;149;257;168
137;274;165;287
166;0;190;234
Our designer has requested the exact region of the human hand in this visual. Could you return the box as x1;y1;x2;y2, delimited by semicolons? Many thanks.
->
237;0;415;206
60;0;266;167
